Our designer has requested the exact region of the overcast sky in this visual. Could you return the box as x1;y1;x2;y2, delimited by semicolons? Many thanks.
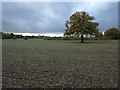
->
2;2;118;35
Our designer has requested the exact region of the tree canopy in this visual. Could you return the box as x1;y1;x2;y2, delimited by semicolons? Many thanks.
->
64;11;99;42
104;28;120;39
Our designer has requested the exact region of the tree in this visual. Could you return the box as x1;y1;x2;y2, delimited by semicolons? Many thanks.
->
99;31;103;37
13;36;17;40
64;11;99;42
24;37;28;40
104;28;120;40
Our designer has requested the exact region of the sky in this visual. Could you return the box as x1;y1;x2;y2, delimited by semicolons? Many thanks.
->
1;1;118;36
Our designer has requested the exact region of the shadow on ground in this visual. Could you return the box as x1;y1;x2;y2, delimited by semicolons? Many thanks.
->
66;40;117;44
67;41;99;44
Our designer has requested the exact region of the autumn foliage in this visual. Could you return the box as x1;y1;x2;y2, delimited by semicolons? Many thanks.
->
64;11;99;42
104;28;120;40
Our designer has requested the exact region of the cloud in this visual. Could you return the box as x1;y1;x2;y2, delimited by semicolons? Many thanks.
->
2;2;118;33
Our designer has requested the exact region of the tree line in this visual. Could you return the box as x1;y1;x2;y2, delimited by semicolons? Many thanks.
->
0;32;48;40
1;29;119;41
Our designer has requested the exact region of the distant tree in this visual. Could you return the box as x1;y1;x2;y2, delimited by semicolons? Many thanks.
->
99;31;103;37
16;34;23;38
24;37;28;40
64;11;99;42
104;28;120;40
10;33;15;39
32;35;35;38
11;33;14;36
1;32;23;39
13;36;17;40
2;33;11;39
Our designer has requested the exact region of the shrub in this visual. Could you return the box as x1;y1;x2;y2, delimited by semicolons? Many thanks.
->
13;36;17;40
24;37;28;40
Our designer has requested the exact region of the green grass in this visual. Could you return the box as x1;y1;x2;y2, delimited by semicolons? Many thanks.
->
2;40;118;88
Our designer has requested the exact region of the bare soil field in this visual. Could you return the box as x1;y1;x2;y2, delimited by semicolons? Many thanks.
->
2;40;119;88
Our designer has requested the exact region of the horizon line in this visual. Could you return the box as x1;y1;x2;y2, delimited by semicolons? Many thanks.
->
1;32;105;37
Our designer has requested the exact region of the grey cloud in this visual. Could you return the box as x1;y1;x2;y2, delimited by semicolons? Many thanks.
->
2;2;118;33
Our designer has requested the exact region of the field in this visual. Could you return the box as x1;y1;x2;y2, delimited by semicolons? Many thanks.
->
2;39;119;88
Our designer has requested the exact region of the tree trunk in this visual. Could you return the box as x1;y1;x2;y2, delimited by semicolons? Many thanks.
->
81;35;84;43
